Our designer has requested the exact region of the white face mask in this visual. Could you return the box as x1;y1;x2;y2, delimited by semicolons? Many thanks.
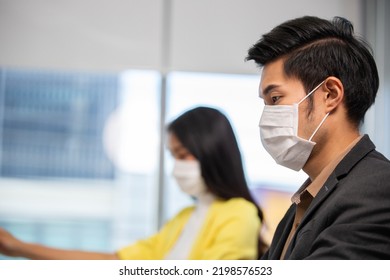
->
259;81;329;171
172;159;208;197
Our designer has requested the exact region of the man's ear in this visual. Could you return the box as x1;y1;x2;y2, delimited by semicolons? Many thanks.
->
322;76;344;113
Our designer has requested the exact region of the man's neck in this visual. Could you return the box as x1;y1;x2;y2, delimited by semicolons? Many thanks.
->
304;131;361;180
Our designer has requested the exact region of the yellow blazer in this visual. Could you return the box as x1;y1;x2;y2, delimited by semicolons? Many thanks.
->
117;197;260;260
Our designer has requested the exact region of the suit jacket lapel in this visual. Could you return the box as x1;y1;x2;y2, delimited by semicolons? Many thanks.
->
269;204;295;259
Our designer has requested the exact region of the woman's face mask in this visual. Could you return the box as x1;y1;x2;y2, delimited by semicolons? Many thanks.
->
172;159;208;197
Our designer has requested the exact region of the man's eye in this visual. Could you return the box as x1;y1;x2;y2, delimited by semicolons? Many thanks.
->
271;96;280;103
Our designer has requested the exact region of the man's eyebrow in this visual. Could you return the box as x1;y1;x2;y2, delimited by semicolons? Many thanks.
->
262;84;280;97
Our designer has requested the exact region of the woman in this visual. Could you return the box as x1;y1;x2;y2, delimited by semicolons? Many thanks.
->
0;106;266;259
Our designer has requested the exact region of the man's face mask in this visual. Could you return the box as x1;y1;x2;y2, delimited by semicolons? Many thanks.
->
259;80;329;171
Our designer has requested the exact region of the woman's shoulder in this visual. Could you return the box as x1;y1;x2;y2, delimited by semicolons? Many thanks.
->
213;197;258;214
171;205;196;220
210;198;261;228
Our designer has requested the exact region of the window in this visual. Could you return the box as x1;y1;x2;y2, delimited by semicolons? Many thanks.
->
0;69;161;257
0;69;117;178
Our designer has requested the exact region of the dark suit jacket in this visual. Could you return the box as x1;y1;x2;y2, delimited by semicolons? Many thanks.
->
262;135;390;259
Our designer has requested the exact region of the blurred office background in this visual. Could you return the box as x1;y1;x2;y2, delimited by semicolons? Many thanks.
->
0;0;388;258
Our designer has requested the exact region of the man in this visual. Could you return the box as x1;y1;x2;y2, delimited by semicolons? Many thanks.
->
246;16;390;259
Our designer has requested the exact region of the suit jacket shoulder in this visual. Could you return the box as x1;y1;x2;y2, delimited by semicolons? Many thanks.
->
265;135;390;260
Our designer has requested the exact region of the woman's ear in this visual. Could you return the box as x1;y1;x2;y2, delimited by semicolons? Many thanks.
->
323;76;344;113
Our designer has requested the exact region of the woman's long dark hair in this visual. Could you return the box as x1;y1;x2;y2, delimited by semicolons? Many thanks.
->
167;106;268;258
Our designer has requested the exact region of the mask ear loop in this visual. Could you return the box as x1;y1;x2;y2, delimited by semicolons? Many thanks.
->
297;80;327;141
308;112;329;142
298;80;326;105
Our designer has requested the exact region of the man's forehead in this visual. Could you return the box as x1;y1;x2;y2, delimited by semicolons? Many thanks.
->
259;62;285;96
260;59;285;81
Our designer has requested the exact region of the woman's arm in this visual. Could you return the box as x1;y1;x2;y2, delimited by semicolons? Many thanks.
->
0;227;118;260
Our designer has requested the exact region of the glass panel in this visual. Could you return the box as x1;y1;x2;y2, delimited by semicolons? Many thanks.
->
0;68;161;255
0;69;117;179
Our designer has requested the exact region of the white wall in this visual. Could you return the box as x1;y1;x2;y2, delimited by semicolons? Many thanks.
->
0;0;363;74
169;0;363;74
0;0;164;71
